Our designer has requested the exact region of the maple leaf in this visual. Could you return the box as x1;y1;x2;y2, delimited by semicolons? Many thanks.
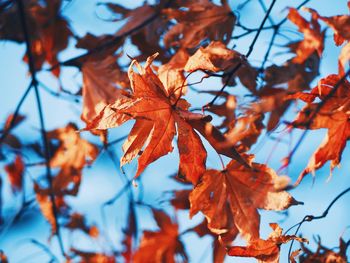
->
64;213;99;238
87;53;208;184
73;33;123;66
339;42;350;76
223;113;265;153
299;237;349;263
0;250;8;263
4;155;24;193
163;0;235;49
157;49;189;101
292;74;350;183
189;155;300;241
169;189;191;210
256;53;320;131
287;8;325;64
187;118;251;167
133;210;187;263
105;1;170;60
81;55;129;143
302;6;350;46
167;180;235;263
1;113;26;150
68;248;116;263
190;219;238;263
34;184;68;235
48;123;99;195
185;41;258;94
86;53;250;181
192;90;237;131
227;223;308;263
0;0;72;77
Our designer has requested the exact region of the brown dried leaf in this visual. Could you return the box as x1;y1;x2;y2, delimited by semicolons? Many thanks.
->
287;8;325;64
0;0;72;76
257;53;320;131
105;2;169;60
190;156;300;241
81;55;129;142
0;250;8;263
292;74;350;183
35;184;67;235
65;213;99;238
303;7;350;46
4;155;24;193
163;0;235;49
227;223;307;263
299;237;348;263
87;54;207;184
158;49;189;100
223;113;264;152
69;248;116;263
48;123;99;195
133;210;187;263
185;41;257;93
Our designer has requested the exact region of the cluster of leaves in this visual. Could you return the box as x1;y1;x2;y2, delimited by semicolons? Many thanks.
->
0;0;350;262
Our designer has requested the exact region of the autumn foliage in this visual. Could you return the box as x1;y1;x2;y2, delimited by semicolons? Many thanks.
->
0;0;350;262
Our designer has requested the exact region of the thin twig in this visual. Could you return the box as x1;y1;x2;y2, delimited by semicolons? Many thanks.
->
286;186;350;262
106;134;128;147
258;0;275;25
206;0;277;107
16;0;66;256
38;81;80;104
0;81;33;145
259;27;278;72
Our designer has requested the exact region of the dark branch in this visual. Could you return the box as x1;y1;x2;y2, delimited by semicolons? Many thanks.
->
0;81;32;146
205;0;277;107
16;0;66;257
286;186;350;262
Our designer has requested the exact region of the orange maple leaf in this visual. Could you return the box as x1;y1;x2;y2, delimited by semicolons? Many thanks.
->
48;123;99;195
4;155;24;193
292;74;350;183
0;0;72;77
258;53;320;131
34;184;67;235
185;41;258;94
189;155;301;241
68;248;116;263
133;210;187;263
299;237;348;263
86;53;208;184
64;213;99;238
302;7;350;46
163;0;235;49
287;8;325;64
227;223;307;263
81;55;130;143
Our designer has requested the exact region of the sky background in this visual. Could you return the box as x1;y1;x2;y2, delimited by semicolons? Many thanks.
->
0;0;349;262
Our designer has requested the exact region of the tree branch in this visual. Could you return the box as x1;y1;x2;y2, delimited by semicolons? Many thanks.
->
0;81;32;146
206;0;277;107
16;0;65;257
286;186;350;262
